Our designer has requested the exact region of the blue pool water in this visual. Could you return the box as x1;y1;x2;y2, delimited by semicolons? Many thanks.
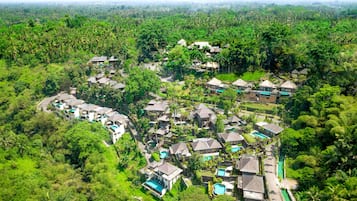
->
203;156;213;161
110;124;119;131
251;131;270;139
160;151;169;159
145;180;164;193
231;146;242;153
214;183;226;195
217;169;225;177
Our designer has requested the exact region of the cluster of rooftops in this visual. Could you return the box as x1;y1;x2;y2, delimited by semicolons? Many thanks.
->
208;77;297;94
140;98;283;199
51;93;128;143
207;77;297;104
87;72;126;91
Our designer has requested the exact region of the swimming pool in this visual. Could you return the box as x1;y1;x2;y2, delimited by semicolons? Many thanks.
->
278;156;285;179
281;189;292;201
231;146;242;153
217;169;225;177
214;183;226;195
251;131;270;139
145;179;164;194
110;124;119;131
203;155;213;161
160;151;169;159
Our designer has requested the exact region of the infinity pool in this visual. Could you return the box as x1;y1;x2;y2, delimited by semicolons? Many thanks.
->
251;131;270;139
217;169;225;177
214;183;226;195
145;179;164;194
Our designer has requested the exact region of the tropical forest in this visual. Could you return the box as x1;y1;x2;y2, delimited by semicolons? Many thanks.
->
0;1;356;201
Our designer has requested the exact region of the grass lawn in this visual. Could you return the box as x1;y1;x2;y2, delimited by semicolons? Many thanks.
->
216;71;266;83
240;102;277;113
239;71;266;81
216;73;238;82
243;134;256;143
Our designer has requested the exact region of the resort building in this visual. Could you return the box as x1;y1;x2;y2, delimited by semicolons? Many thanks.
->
53;93;76;110
191;138;222;155
218;132;245;146
232;79;249;91
64;98;85;118
209;46;221;54
107;112;128;143
259;80;276;92
188;41;212;50
78;103;99;122
236;155;260;175
177;39;187;47
169;142;191;160
192;104;217;129
51;93;128;144
238;174;265;201
87;75;125;91
143;162;183;198
206;78;227;93
255;122;284;137
237;155;265;200
279;80;297;95
88;56;118;67
95;107;113;125
203;62;220;71
144;100;169;122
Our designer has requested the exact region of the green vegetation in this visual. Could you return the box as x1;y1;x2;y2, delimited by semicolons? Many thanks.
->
243;134;257;144
240;71;266;82
216;73;238;82
0;3;356;200
240;102;278;113
282;85;357;200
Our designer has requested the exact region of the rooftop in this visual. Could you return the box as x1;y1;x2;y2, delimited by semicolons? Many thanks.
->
259;80;276;88
232;79;248;87
280;80;297;89
191;138;222;152
237;155;259;174
242;174;264;193
144;100;169;112
219;132;244;143
194;104;216;122
156;162;182;178
169;142;191;157
90;56;108;62
263;123;284;134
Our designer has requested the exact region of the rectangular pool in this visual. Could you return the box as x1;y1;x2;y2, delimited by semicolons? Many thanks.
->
217;169;225;177
231;146;242;153
145;179;164;193
251;131;270;139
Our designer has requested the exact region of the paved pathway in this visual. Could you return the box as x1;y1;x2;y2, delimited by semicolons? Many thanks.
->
264;143;283;201
37;95;57;112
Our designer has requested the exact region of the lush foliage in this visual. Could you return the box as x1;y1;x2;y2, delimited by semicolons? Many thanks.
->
281;85;357;200
0;3;356;200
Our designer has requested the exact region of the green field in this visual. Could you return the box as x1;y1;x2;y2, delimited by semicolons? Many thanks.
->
240;102;278;113
216;73;239;82
216;71;266;83
240;71;266;81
